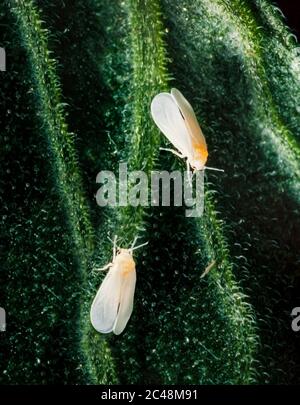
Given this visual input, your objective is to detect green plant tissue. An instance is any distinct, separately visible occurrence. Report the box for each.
[0,0,299,386]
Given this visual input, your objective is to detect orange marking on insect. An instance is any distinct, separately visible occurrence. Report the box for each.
[194,145,208,162]
[121,259,135,276]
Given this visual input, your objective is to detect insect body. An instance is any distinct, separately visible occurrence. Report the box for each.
[90,237,147,335]
[151,88,222,176]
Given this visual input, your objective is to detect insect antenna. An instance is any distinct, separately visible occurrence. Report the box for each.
[131,242,149,251]
[107,235,122,259]
[204,166,224,172]
[130,237,149,252]
[131,236,139,249]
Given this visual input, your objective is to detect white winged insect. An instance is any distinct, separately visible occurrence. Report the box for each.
[90,236,148,335]
[151,88,223,179]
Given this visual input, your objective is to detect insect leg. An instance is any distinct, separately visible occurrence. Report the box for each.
[113,235,118,260]
[94,263,113,272]
[186,159,193,187]
[159,147,185,159]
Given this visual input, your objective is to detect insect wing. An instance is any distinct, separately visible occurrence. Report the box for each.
[151,92,193,158]
[171,88,207,151]
[90,264,122,333]
[113,268,136,335]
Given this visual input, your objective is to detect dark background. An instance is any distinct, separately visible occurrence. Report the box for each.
[276,0,300,39]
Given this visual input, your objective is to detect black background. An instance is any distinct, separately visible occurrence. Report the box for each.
[276,0,300,39]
